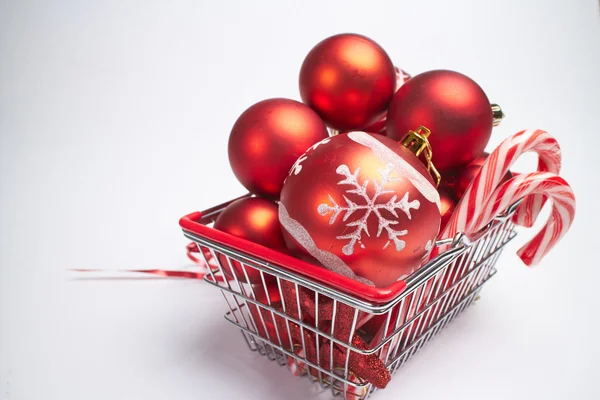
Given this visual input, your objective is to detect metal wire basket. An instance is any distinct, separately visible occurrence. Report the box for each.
[180,196,520,399]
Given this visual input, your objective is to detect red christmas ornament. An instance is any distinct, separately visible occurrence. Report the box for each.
[438,188,457,231]
[213,197,287,283]
[439,173,458,194]
[440,153,513,200]
[386,70,494,170]
[363,67,412,135]
[228,98,329,198]
[279,132,441,288]
[299,33,396,131]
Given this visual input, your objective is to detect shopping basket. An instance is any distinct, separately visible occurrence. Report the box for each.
[179,194,520,399]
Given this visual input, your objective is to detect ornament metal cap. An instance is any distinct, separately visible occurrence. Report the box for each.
[491,104,505,127]
[400,126,441,187]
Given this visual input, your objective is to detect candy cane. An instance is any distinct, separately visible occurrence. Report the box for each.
[471,172,575,265]
[441,129,561,240]
[512,144,560,227]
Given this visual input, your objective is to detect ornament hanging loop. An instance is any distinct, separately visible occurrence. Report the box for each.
[400,126,442,187]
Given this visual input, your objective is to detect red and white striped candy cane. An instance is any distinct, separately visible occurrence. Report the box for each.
[512,134,561,227]
[470,172,575,265]
[441,129,561,240]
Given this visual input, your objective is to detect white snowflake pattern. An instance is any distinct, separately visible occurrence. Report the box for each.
[425,240,433,252]
[290,137,332,176]
[317,163,420,256]
[422,240,434,261]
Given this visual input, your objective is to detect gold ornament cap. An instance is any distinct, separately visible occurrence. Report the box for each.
[400,126,441,186]
[491,104,505,127]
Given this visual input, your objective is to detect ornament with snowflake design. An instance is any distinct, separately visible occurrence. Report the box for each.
[279,132,441,288]
[318,163,421,255]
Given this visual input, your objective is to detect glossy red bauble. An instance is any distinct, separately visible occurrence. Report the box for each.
[228,98,329,198]
[299,34,396,131]
[279,132,441,288]
[213,197,287,283]
[386,70,493,170]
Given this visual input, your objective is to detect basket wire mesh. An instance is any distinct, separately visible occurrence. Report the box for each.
[182,201,519,399]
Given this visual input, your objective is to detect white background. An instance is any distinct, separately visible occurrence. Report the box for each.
[1,0,599,399]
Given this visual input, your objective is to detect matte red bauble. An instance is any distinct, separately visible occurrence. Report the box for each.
[299,34,396,131]
[228,98,329,198]
[279,132,441,288]
[386,70,493,170]
[213,197,287,283]
[363,67,412,134]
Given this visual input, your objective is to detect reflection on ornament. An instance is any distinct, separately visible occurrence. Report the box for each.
[386,70,494,170]
[228,98,329,198]
[299,33,396,131]
[214,197,286,283]
[347,132,440,206]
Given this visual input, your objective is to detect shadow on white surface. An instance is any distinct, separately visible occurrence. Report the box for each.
[172,310,333,399]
